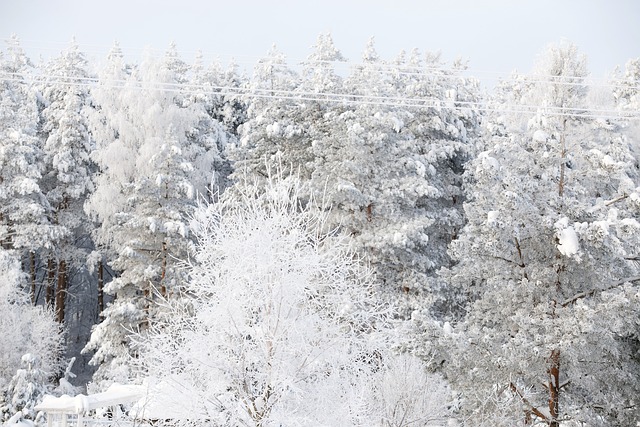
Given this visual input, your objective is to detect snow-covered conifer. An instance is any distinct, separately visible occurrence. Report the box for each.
[186,53,236,197]
[431,42,640,426]
[308,40,481,315]
[38,39,95,321]
[2,354,49,421]
[0,36,61,258]
[230,44,302,187]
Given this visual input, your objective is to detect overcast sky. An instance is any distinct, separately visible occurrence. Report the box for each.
[1,0,638,84]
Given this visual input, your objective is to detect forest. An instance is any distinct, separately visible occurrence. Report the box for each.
[0,33,639,426]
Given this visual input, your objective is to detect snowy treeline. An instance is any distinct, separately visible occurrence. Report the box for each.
[1,33,639,426]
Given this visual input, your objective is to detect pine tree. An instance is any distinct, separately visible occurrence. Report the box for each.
[2,354,49,421]
[187,52,237,197]
[230,44,302,187]
[433,42,640,426]
[38,39,95,322]
[613,57,640,113]
[190,51,247,137]
[0,36,61,262]
[309,40,481,314]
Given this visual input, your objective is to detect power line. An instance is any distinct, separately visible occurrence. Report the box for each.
[1,73,637,121]
[3,66,640,98]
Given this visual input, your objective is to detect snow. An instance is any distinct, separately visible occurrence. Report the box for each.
[5,413,35,427]
[602,154,617,168]
[34,383,145,414]
[129,376,214,420]
[486,210,499,226]
[476,152,500,175]
[443,321,453,335]
[532,129,549,142]
[555,218,580,257]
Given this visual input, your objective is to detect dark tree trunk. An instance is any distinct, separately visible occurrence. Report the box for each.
[55,259,67,323]
[98,260,104,320]
[30,251,36,304]
[161,241,167,297]
[46,258,56,308]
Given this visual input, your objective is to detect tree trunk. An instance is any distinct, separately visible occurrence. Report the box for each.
[548,349,561,427]
[30,251,36,304]
[558,118,568,197]
[46,258,55,308]
[98,260,104,320]
[55,259,67,323]
[161,241,167,298]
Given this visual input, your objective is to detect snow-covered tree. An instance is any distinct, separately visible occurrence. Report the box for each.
[84,44,211,388]
[377,354,454,427]
[0,249,62,419]
[310,41,480,315]
[230,44,302,188]
[186,53,236,197]
[38,39,95,322]
[428,42,640,426]
[232,33,347,191]
[612,57,640,178]
[190,51,247,137]
[0,36,61,263]
[613,57,640,114]
[233,37,480,316]
[2,354,49,421]
[132,176,397,426]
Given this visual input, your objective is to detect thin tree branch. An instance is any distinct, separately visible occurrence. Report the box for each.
[604,194,628,206]
[509,382,548,422]
[562,275,640,307]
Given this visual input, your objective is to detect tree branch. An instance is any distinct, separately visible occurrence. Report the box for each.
[562,275,640,307]
[509,382,548,422]
[604,194,628,207]
[514,237,529,280]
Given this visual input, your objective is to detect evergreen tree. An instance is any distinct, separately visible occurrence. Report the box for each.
[309,40,481,314]
[2,354,49,421]
[431,42,640,426]
[0,36,61,261]
[613,57,640,113]
[230,44,302,187]
[38,39,95,322]
[190,51,247,137]
[186,52,236,197]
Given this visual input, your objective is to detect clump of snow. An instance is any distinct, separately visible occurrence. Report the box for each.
[602,155,617,168]
[5,413,35,427]
[443,321,453,335]
[476,152,501,176]
[532,129,548,142]
[74,394,90,413]
[486,210,499,226]
[555,217,580,257]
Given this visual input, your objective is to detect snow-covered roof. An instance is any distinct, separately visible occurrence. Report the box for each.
[34,384,146,414]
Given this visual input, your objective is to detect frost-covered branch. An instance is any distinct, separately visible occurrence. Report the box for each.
[562,275,640,307]
[509,382,548,422]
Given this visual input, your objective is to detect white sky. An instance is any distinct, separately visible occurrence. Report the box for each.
[1,0,638,84]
